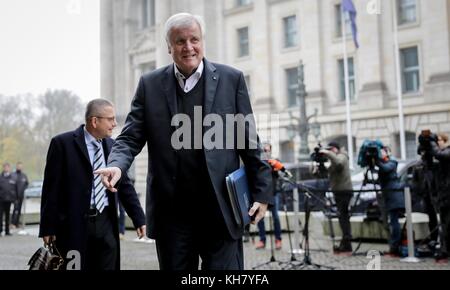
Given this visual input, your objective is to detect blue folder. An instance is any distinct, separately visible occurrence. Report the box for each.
[225,167,253,227]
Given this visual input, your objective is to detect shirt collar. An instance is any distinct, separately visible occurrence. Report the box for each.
[173,60,204,81]
[84,126,100,145]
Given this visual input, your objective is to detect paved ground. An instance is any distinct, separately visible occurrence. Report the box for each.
[1,212,449,270]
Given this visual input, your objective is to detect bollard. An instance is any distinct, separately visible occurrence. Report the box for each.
[400,187,420,263]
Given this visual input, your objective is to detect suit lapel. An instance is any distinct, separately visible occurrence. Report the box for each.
[203,59,219,116]
[102,138,111,159]
[161,64,177,118]
[73,125,92,168]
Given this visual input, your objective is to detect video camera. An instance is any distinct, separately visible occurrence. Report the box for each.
[310,143,328,164]
[310,143,328,178]
[417,129,438,155]
[357,139,383,169]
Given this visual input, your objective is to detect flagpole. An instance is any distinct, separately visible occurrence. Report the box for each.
[392,0,407,160]
[342,5,354,169]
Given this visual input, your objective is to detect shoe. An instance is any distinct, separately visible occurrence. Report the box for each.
[5,233,12,236]
[333,240,352,254]
[275,239,282,250]
[255,241,265,249]
[242,235,250,243]
[434,252,448,264]
[383,250,401,258]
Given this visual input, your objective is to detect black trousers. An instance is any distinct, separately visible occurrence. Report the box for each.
[85,208,117,270]
[439,206,450,255]
[335,194,352,241]
[423,193,439,242]
[0,201,12,234]
[155,218,243,270]
[11,197,23,226]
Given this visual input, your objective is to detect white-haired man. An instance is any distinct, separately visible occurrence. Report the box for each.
[96,13,272,270]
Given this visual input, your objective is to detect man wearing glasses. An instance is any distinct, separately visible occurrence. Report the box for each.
[39,98,146,270]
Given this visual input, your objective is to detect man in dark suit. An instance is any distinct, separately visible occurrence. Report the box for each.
[95,13,272,270]
[39,99,146,270]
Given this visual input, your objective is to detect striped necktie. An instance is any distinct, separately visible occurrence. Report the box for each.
[92,140,107,213]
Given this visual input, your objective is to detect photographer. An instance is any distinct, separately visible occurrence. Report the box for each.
[375,146,405,257]
[430,133,450,262]
[255,143,285,250]
[320,141,353,253]
[411,142,439,248]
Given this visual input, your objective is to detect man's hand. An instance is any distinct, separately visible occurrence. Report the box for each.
[249,202,268,225]
[94,167,122,193]
[43,235,56,246]
[136,225,146,239]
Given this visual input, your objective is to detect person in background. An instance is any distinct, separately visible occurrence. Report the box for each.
[11,162,29,229]
[255,143,286,250]
[431,133,450,263]
[320,141,353,254]
[0,162,18,236]
[376,146,405,257]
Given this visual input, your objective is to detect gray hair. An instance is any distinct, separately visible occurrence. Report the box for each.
[85,98,114,122]
[164,13,205,45]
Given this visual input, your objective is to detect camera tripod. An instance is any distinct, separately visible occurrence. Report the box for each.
[350,165,383,256]
[252,207,281,270]
[278,178,334,270]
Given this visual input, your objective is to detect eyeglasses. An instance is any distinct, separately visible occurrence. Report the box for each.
[94,116,116,122]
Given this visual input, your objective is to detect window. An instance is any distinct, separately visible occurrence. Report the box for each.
[283,15,298,48]
[393,131,416,159]
[398,0,417,25]
[401,47,420,93]
[142,0,155,28]
[338,58,355,101]
[244,75,251,98]
[236,0,252,6]
[237,27,249,57]
[335,4,352,37]
[286,68,299,107]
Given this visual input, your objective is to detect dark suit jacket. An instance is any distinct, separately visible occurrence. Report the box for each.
[39,125,145,270]
[108,58,272,240]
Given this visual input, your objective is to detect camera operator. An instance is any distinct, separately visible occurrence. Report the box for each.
[375,146,405,257]
[411,140,440,249]
[430,133,450,262]
[320,141,353,253]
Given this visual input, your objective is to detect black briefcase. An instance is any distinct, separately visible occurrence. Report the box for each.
[28,242,64,270]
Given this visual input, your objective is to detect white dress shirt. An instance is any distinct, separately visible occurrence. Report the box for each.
[84,127,109,208]
[174,61,204,93]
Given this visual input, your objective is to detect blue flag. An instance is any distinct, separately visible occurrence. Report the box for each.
[342,0,359,48]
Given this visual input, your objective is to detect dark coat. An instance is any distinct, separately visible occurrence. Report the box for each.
[12,171,28,199]
[39,125,146,270]
[431,143,450,207]
[0,173,18,202]
[108,58,272,240]
[376,159,405,211]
